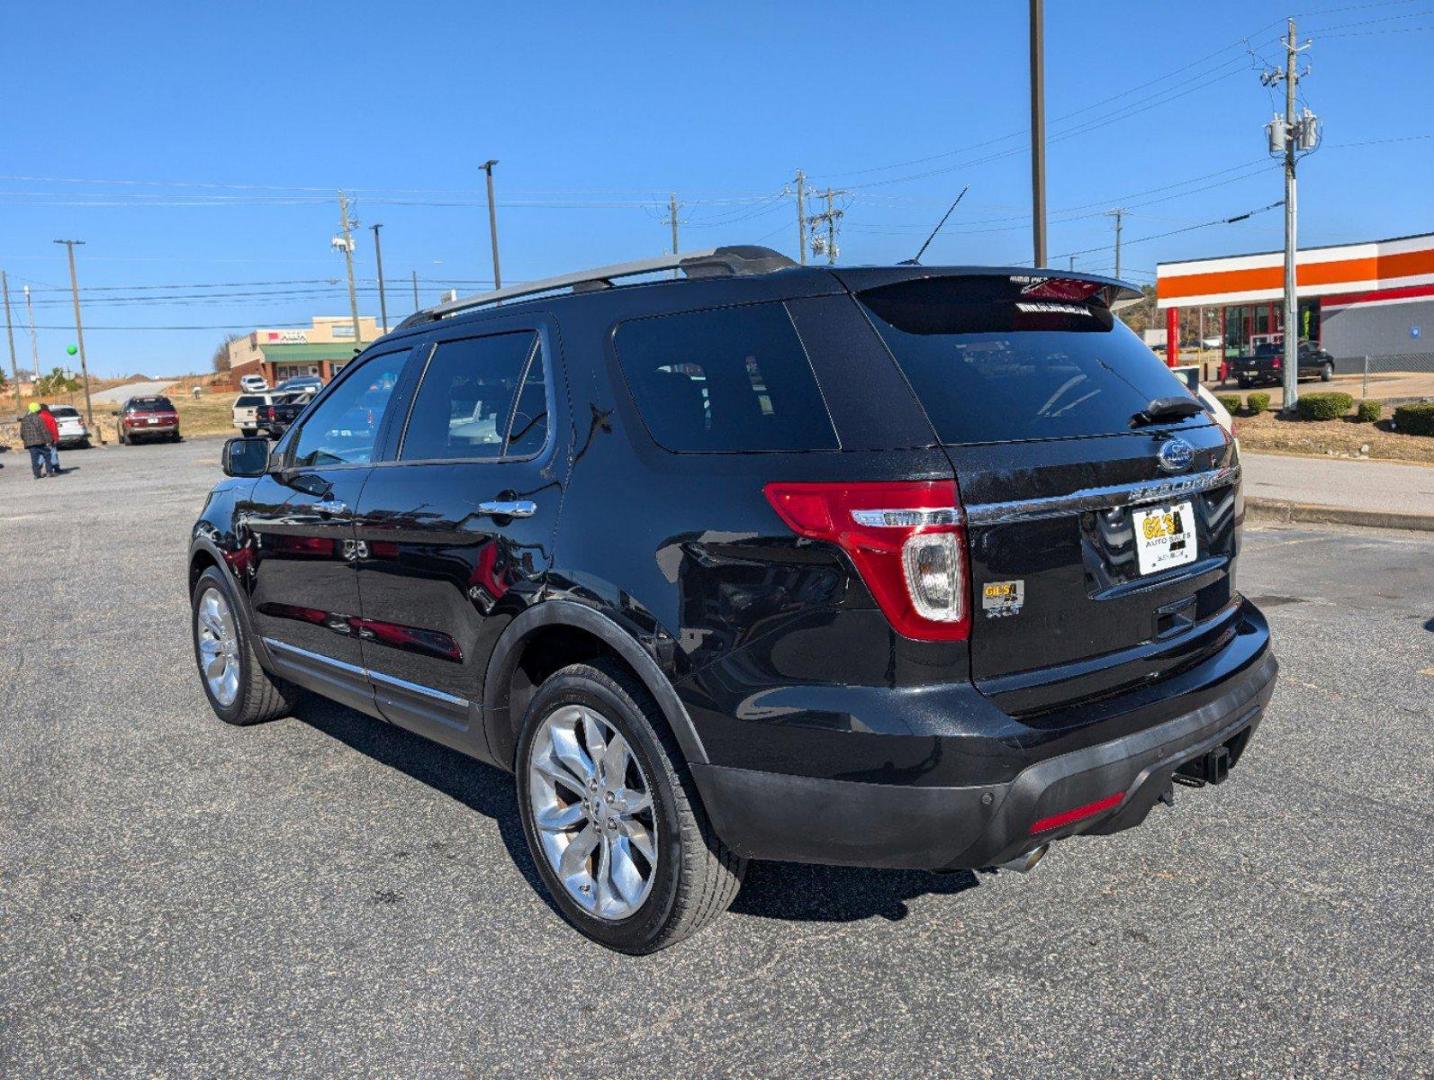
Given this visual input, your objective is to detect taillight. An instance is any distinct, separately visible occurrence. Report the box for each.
[1272,356,1281,369]
[763,480,969,641]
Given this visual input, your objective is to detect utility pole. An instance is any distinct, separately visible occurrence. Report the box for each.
[1,271,19,410]
[371,223,389,334]
[794,170,807,265]
[411,270,421,311]
[1262,18,1314,411]
[24,284,40,371]
[807,189,845,265]
[1029,0,1047,267]
[1106,208,1125,279]
[335,192,363,352]
[53,241,96,435]
[481,159,502,289]
[668,193,681,278]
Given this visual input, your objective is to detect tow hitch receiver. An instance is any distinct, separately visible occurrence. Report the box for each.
[1174,745,1231,787]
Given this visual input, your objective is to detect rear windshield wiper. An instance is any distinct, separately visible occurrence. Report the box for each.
[1129,395,1203,427]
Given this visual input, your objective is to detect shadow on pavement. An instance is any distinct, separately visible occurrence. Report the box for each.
[288,694,553,908]
[732,862,979,923]
[290,694,984,927]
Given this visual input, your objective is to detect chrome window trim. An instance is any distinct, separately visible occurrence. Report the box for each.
[263,637,470,707]
[964,465,1240,526]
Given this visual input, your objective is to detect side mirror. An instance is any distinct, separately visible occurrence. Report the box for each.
[221,437,271,478]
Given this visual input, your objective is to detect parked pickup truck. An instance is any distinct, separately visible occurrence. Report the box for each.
[232,392,273,437]
[1234,341,1334,388]
[254,389,315,439]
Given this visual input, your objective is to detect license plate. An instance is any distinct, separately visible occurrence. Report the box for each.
[1132,501,1197,575]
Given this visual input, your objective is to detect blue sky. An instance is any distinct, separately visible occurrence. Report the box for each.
[2,0,1430,377]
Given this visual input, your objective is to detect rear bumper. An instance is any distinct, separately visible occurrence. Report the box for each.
[691,637,1277,871]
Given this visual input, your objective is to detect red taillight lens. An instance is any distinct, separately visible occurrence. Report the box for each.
[1272,356,1281,369]
[1030,792,1125,835]
[763,480,969,641]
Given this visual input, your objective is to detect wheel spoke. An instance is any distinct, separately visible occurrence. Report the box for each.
[601,732,631,789]
[594,833,616,913]
[614,787,652,816]
[609,836,647,904]
[616,816,657,863]
[580,709,608,768]
[558,825,600,884]
[204,655,227,679]
[547,725,595,789]
[534,802,586,833]
[535,757,588,798]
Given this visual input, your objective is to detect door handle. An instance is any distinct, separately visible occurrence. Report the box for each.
[477,499,537,518]
[313,499,349,516]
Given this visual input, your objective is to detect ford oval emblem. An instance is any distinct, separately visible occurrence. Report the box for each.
[1157,437,1196,473]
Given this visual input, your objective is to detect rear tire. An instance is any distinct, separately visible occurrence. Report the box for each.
[515,660,745,954]
[1237,377,1251,389]
[241,428,257,438]
[191,566,299,726]
[1320,362,1333,382]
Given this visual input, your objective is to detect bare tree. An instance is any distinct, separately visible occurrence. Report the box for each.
[211,334,240,374]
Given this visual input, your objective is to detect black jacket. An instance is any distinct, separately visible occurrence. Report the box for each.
[19,411,52,448]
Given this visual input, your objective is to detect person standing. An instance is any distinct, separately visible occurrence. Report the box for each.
[38,403,61,475]
[19,403,55,479]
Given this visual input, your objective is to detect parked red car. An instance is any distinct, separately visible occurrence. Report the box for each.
[116,395,181,444]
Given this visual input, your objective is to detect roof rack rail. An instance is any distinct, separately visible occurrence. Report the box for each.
[396,245,797,329]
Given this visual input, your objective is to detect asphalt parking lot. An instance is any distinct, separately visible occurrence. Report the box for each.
[1,438,1430,1079]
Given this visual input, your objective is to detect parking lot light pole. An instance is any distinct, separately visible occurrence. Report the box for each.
[481,160,502,289]
[53,240,97,436]
[371,223,389,334]
[1029,0,1047,267]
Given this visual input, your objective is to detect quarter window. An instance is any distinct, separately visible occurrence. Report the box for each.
[614,302,838,452]
[399,332,546,462]
[288,350,408,468]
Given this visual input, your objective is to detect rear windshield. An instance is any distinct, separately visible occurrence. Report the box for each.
[858,277,1205,445]
[614,301,838,453]
[51,406,79,418]
[235,395,266,407]
[128,397,174,412]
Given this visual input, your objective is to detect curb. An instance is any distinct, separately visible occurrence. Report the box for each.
[1245,496,1434,533]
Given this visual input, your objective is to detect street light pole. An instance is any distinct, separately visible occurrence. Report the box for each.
[371,223,389,334]
[1029,0,1048,267]
[53,240,97,435]
[481,159,502,289]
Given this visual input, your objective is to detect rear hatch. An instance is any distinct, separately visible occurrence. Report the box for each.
[853,272,1242,717]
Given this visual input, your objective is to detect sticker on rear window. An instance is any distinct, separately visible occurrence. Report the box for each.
[982,580,1025,618]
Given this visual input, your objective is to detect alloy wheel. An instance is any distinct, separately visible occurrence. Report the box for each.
[527,704,658,921]
[195,587,241,707]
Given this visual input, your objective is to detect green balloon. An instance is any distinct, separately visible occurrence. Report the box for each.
[66,344,78,356]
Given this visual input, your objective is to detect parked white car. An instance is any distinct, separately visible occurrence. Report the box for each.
[49,404,91,448]
[232,392,273,437]
[239,374,269,393]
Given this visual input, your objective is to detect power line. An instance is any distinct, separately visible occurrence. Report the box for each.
[1049,199,1283,261]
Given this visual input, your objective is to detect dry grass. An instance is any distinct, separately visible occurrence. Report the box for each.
[1234,410,1434,465]
[2,382,240,447]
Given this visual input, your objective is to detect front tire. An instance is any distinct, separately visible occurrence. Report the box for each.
[1320,362,1333,382]
[515,660,745,953]
[191,566,299,726]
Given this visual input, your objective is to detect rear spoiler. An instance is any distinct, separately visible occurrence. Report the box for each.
[832,267,1143,310]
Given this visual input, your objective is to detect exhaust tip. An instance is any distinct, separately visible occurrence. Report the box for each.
[998,844,1049,874]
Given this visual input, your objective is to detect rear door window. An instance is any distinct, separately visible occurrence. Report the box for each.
[858,276,1206,445]
[614,302,838,452]
[398,331,544,461]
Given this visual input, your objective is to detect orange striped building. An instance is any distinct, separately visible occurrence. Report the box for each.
[1155,230,1434,369]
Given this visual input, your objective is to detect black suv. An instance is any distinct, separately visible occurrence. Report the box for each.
[189,247,1277,953]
